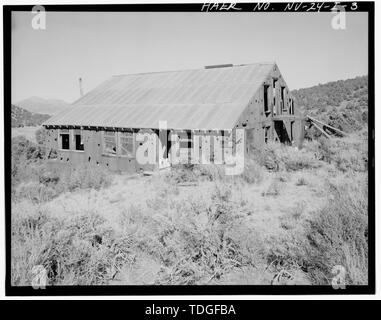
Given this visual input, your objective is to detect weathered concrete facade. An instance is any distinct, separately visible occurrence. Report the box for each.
[43,63,304,172]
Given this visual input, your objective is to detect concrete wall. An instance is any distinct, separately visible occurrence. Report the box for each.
[44,127,243,172]
[45,128,141,173]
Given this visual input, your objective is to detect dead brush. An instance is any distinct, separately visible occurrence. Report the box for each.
[11,207,134,286]
[165,164,198,184]
[251,142,283,171]
[279,202,306,230]
[280,149,322,171]
[240,158,264,184]
[305,136,368,173]
[59,164,113,192]
[276,171,290,183]
[305,178,368,284]
[151,183,262,285]
[146,194,169,210]
[264,176,368,285]
[13,158,114,203]
[267,258,303,285]
[194,164,225,182]
[264,231,310,285]
[155,225,252,285]
[166,163,226,185]
[296,177,308,186]
[261,180,280,197]
[256,141,322,172]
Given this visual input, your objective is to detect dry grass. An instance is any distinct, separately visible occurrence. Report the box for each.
[261,180,280,197]
[306,176,368,284]
[11,206,134,285]
[304,135,368,173]
[14,164,112,203]
[11,135,369,286]
[296,177,308,186]
[265,174,368,285]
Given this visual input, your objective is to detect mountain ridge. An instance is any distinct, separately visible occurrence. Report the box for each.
[15,96,70,115]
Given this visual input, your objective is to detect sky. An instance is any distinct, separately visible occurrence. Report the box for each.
[11,11,368,103]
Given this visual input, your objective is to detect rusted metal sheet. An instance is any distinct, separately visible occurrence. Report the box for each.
[44,63,275,130]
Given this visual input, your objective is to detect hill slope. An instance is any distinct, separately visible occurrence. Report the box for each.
[16,96,69,115]
[292,75,368,133]
[11,104,51,127]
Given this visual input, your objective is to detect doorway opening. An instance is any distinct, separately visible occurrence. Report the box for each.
[274,120,291,144]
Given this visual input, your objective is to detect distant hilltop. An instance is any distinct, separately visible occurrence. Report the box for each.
[15,96,70,116]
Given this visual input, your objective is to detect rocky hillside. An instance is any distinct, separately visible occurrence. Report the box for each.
[292,75,368,134]
[11,104,51,127]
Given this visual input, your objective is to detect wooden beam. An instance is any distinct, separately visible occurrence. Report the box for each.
[310,121,331,139]
[307,115,347,136]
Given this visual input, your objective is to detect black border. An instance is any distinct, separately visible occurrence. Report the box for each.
[3,2,375,296]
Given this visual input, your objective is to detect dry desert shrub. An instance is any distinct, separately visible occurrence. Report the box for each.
[304,136,368,172]
[56,164,113,192]
[276,171,291,182]
[14,164,113,203]
[253,141,321,172]
[296,177,308,186]
[240,158,264,184]
[262,180,280,197]
[265,175,368,285]
[12,135,113,203]
[11,205,133,286]
[166,159,264,186]
[194,164,226,181]
[166,163,227,184]
[306,177,368,284]
[276,147,321,171]
[14,181,58,203]
[254,137,367,174]
[116,182,265,285]
[279,202,306,231]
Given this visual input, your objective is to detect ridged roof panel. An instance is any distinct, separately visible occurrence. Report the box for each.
[44,63,274,130]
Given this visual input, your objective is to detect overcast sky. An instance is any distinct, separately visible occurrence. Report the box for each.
[12,11,368,103]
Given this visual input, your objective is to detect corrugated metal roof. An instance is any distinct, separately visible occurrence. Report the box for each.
[44,63,275,130]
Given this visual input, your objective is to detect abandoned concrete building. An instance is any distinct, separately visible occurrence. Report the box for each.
[43,62,304,173]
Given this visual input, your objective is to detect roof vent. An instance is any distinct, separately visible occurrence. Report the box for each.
[204,64,233,69]
[78,77,84,97]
